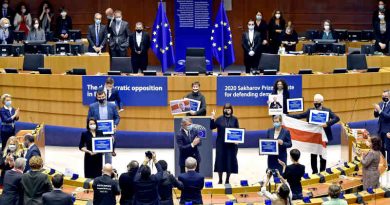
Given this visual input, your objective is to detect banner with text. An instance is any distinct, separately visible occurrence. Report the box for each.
[82,76,167,106]
[174,0,212,72]
[217,76,302,106]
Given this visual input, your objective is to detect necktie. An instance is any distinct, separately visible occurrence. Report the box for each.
[95,25,99,46]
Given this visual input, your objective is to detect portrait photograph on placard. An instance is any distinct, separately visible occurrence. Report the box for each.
[268,94,283,115]
[170,99,191,115]
[287,98,304,112]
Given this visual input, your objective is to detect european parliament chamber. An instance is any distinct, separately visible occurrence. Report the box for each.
[1,0,390,205]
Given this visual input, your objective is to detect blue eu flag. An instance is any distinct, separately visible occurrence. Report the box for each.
[211,2,235,70]
[151,1,175,73]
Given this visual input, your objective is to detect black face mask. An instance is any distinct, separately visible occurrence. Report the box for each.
[192,90,199,95]
[224,111,231,116]
[98,99,105,104]
[314,103,322,109]
[136,29,142,33]
[383,97,389,102]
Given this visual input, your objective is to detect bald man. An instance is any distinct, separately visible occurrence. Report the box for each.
[93,164,120,205]
[105,8,114,33]
[87,13,108,53]
[129,22,150,73]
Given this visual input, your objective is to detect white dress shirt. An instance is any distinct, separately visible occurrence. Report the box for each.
[136,32,142,47]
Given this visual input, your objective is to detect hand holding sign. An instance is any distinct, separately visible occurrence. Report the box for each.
[193,137,201,146]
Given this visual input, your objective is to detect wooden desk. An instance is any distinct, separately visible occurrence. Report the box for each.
[0,56,24,69]
[44,53,110,74]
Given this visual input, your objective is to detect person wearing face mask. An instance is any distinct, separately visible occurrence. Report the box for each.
[210,103,240,184]
[0,94,19,151]
[79,118,104,178]
[55,8,72,40]
[0,136,23,185]
[87,89,120,164]
[0,17,13,44]
[372,1,390,26]
[271,79,290,114]
[254,11,268,48]
[268,10,286,54]
[87,13,108,53]
[176,117,201,173]
[281,21,298,52]
[184,81,206,116]
[373,10,390,53]
[39,1,53,33]
[104,77,123,112]
[13,2,31,36]
[373,90,390,169]
[0,0,14,28]
[109,10,130,57]
[242,19,261,73]
[319,19,337,40]
[265,115,292,174]
[27,18,45,41]
[129,22,150,73]
[288,94,340,174]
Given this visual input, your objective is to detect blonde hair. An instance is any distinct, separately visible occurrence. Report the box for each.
[0,17,10,26]
[29,156,43,170]
[1,93,11,104]
[3,136,23,158]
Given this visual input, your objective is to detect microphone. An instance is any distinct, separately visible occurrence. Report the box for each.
[347,98,358,126]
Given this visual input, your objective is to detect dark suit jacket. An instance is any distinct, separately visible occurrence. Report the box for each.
[270,101,283,109]
[0,106,19,133]
[0,8,15,29]
[87,24,108,52]
[42,190,73,205]
[133,163,163,205]
[288,106,340,142]
[93,174,120,205]
[241,31,261,54]
[265,128,292,170]
[21,170,53,205]
[372,9,390,26]
[129,31,150,56]
[178,171,204,205]
[319,30,338,40]
[55,16,72,38]
[87,102,120,126]
[176,128,201,166]
[1,169,23,205]
[106,88,122,109]
[374,101,390,135]
[156,171,183,205]
[109,20,131,51]
[119,168,138,205]
[24,144,41,172]
[373,20,390,50]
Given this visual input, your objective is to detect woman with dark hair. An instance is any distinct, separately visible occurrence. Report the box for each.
[362,136,382,190]
[210,103,240,184]
[373,10,390,53]
[268,10,286,54]
[27,18,46,41]
[272,79,290,114]
[39,1,53,33]
[254,11,268,52]
[281,21,298,52]
[79,117,103,178]
[319,19,337,40]
[13,2,31,35]
[55,7,72,40]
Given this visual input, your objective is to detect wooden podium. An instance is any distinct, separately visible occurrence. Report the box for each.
[16,123,45,161]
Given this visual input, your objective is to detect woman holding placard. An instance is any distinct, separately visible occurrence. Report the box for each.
[210,103,240,184]
[79,118,103,178]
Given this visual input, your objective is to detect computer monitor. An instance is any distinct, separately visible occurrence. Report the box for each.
[70,44,84,55]
[361,30,374,41]
[13,31,25,42]
[24,40,46,54]
[333,68,348,73]
[11,44,24,56]
[306,30,319,40]
[45,31,54,42]
[303,43,316,55]
[227,71,241,76]
[361,44,375,55]
[298,69,313,74]
[4,68,18,73]
[41,44,55,55]
[185,71,199,76]
[348,30,362,41]
[263,69,277,75]
[0,44,12,56]
[107,71,121,75]
[69,30,82,41]
[71,68,86,75]
[367,67,380,72]
[334,29,348,41]
[38,68,52,74]
[143,70,157,76]
[332,43,346,55]
[55,43,70,54]
[314,39,337,53]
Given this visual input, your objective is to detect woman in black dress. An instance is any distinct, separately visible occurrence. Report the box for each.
[254,11,268,54]
[79,118,103,178]
[271,79,290,114]
[210,103,240,184]
[268,10,286,54]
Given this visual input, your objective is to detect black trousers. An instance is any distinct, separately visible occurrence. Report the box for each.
[379,132,389,166]
[180,164,200,173]
[131,53,148,73]
[311,154,326,174]
[111,49,127,57]
[244,54,260,73]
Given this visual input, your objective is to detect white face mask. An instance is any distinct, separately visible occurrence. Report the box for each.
[115,17,122,22]
[2,3,8,9]
[34,24,39,29]
[61,12,67,17]
[324,25,330,31]
[256,15,262,20]
[275,14,281,19]
[379,5,385,10]
[89,124,96,130]
[248,25,254,30]
[21,8,26,14]
[3,23,9,28]
[379,14,385,20]
[8,144,16,151]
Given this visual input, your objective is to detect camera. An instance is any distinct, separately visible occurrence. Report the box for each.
[145,151,153,159]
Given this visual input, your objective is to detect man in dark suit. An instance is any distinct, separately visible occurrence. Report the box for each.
[109,10,130,57]
[156,160,182,205]
[104,77,123,112]
[42,174,73,205]
[87,13,108,53]
[93,163,120,205]
[242,19,261,73]
[133,152,163,205]
[0,158,25,205]
[177,157,204,205]
[23,134,41,172]
[176,117,201,173]
[129,22,150,73]
[0,0,14,29]
[374,90,390,169]
[288,94,340,174]
[119,160,139,205]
